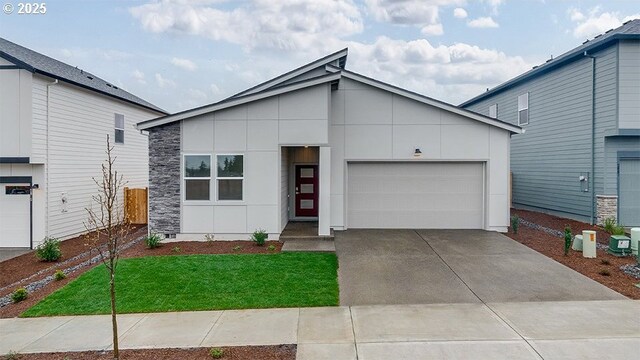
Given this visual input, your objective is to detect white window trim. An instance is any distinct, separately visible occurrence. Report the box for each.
[489,104,498,119]
[114,114,125,144]
[517,93,529,126]
[183,154,212,202]
[215,153,245,202]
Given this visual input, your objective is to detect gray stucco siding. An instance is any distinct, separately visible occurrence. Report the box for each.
[464,44,619,221]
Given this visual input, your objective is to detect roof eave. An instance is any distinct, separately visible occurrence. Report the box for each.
[340,70,523,134]
[137,72,342,130]
[461,34,640,107]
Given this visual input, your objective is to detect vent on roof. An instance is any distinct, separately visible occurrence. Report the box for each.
[113,86,118,89]
[87,76,93,80]
[594,34,602,39]
[605,28,614,33]
[582,39,590,44]
[532,65,539,69]
[623,20,632,25]
[106,83,112,88]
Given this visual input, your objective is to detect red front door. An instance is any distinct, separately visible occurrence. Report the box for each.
[295,165,319,217]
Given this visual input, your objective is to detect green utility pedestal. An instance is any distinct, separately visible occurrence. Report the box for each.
[607,235,631,257]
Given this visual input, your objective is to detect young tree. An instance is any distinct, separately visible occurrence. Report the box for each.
[85,135,130,360]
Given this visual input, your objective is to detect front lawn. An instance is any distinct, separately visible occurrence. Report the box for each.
[22,252,338,317]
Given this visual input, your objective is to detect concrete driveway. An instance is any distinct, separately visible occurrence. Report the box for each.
[335,229,625,306]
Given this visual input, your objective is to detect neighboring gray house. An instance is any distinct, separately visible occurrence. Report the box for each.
[0,38,166,248]
[461,19,640,226]
[138,49,522,240]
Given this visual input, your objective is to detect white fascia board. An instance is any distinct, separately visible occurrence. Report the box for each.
[340,71,524,134]
[230,48,348,98]
[137,73,341,130]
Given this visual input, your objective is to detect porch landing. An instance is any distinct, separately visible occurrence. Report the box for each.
[281,222,335,252]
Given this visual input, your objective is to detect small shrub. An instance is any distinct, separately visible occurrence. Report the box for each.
[603,217,617,234]
[11,287,28,303]
[171,246,181,254]
[54,269,66,281]
[5,350,20,360]
[564,226,572,256]
[267,244,276,251]
[144,233,163,249]
[35,237,62,262]
[204,233,215,243]
[600,259,611,265]
[598,269,611,276]
[251,229,268,246]
[612,225,626,236]
[232,245,242,252]
[209,347,224,359]
[510,215,520,234]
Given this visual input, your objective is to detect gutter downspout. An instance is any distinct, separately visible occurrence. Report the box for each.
[46,78,59,237]
[584,52,596,225]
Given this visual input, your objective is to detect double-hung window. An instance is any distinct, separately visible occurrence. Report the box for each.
[184,155,211,200]
[517,93,529,125]
[216,154,243,201]
[114,114,125,143]
[489,104,498,119]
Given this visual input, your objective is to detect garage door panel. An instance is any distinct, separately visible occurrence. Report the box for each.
[347,162,484,229]
[0,183,31,247]
[619,159,640,226]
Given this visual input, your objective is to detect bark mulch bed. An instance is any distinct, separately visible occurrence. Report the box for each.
[507,210,640,299]
[0,236,282,318]
[4,345,296,360]
[120,240,283,258]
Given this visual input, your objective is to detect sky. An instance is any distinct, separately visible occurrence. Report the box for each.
[1,0,639,113]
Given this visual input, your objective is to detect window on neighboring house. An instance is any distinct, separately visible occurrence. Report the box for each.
[517,93,529,125]
[489,104,498,119]
[184,155,211,200]
[216,154,243,201]
[114,114,125,143]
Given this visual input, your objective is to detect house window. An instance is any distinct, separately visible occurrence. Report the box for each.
[517,93,529,125]
[489,104,498,119]
[114,114,125,144]
[184,155,211,200]
[216,154,243,201]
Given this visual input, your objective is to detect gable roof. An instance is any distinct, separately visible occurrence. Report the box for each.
[461,19,640,107]
[137,49,522,134]
[0,37,167,114]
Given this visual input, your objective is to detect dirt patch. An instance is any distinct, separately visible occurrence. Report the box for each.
[0,225,147,289]
[512,208,611,245]
[0,237,282,318]
[4,345,296,360]
[121,240,282,258]
[508,210,640,299]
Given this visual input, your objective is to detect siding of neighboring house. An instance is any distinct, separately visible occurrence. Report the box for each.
[30,75,160,240]
[464,44,619,221]
[618,40,640,129]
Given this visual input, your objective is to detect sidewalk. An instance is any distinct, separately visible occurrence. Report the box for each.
[1,300,638,359]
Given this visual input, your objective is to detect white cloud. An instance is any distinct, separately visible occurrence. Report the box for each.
[130,0,363,52]
[210,84,222,95]
[188,88,208,101]
[569,7,640,39]
[467,16,499,28]
[132,69,146,84]
[421,23,444,36]
[365,0,468,36]
[171,57,198,71]
[453,8,467,19]
[155,73,176,88]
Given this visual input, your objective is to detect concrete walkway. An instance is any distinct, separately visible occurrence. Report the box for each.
[1,300,638,359]
[336,229,625,305]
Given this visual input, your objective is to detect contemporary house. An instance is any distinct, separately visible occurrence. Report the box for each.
[461,19,640,227]
[138,49,522,240]
[0,38,166,249]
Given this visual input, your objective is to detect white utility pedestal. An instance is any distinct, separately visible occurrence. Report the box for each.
[582,230,597,258]
[572,234,583,251]
[630,228,640,256]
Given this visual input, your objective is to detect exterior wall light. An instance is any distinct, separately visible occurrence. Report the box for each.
[414,148,422,157]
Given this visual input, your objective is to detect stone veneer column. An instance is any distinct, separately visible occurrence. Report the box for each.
[596,195,618,226]
[148,122,181,235]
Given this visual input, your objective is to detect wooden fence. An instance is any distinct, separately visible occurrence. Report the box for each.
[124,187,148,225]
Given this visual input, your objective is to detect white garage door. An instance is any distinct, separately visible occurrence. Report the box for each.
[347,162,484,229]
[0,183,31,248]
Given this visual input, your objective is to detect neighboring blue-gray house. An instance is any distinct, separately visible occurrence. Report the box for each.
[461,19,640,227]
